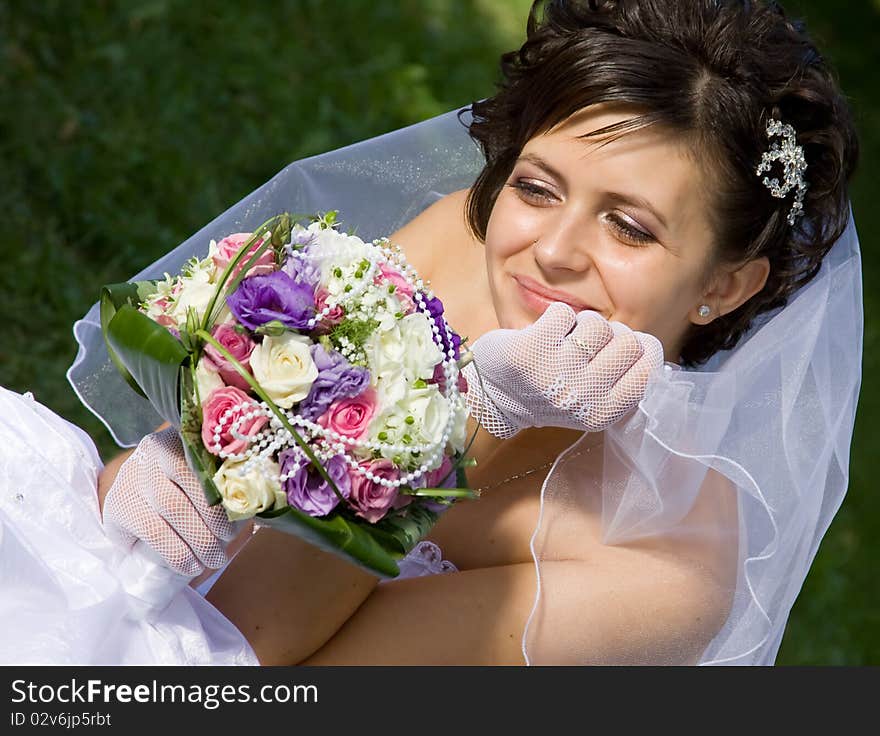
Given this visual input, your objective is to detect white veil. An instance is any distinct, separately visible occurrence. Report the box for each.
[67,107,863,666]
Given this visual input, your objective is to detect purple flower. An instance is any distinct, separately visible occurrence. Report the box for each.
[226,271,315,331]
[423,295,444,320]
[445,330,462,361]
[281,452,351,517]
[422,294,461,361]
[282,251,321,288]
[422,456,457,514]
[298,343,370,421]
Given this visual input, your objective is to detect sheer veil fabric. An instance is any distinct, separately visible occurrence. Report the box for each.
[68,108,863,666]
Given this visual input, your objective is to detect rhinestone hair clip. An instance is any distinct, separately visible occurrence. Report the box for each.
[756,118,808,226]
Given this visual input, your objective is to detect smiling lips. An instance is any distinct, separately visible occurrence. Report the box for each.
[512,274,597,315]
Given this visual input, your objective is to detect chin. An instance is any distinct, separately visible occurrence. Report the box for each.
[494,304,536,330]
[503,314,535,330]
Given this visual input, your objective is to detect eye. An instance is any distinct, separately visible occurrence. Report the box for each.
[507,179,557,204]
[604,212,655,246]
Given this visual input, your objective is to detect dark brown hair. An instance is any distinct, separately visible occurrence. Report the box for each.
[463,0,859,366]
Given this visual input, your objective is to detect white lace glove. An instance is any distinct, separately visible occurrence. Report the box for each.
[102,427,237,577]
[462,302,665,439]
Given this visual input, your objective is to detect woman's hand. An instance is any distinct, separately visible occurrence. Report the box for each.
[462,302,664,438]
[102,427,236,577]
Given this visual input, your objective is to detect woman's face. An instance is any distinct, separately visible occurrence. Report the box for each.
[484,104,718,363]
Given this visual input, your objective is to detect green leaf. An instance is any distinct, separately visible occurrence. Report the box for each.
[257,506,402,579]
[269,212,293,249]
[368,503,440,556]
[253,319,288,337]
[104,303,189,427]
[399,487,479,499]
[456,457,471,492]
[317,210,337,229]
[100,281,160,398]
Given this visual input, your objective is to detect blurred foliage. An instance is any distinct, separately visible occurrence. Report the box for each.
[0,0,875,664]
[764,0,879,666]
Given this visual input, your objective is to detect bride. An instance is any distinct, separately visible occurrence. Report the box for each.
[1,0,862,665]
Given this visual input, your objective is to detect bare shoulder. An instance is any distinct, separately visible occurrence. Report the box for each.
[388,188,476,277]
[390,187,472,245]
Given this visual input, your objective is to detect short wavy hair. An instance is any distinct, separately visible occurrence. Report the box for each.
[463,0,859,366]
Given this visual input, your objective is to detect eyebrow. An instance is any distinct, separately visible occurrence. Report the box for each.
[515,153,670,232]
[517,153,566,184]
[605,191,669,232]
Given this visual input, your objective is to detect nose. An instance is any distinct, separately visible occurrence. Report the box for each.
[532,214,595,273]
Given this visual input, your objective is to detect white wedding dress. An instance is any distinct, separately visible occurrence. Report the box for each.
[0,386,456,665]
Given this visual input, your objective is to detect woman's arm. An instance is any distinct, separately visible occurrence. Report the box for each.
[205,527,380,665]
[300,552,730,665]
[226,464,737,666]
[205,506,730,666]
[96,446,136,515]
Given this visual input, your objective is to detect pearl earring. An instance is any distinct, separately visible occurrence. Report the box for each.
[698,305,711,318]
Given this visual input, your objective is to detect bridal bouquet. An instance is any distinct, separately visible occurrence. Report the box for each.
[100,212,475,577]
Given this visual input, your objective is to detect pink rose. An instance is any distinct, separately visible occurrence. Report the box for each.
[376,264,414,298]
[375,264,416,315]
[204,323,256,390]
[391,491,413,511]
[313,287,345,334]
[349,459,400,523]
[201,386,268,457]
[395,291,417,316]
[316,388,377,441]
[213,233,275,279]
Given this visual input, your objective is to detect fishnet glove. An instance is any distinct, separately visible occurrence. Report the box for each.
[462,303,664,439]
[102,427,237,577]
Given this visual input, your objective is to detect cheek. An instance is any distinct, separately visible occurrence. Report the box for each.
[604,257,682,318]
[484,191,538,261]
[619,272,702,350]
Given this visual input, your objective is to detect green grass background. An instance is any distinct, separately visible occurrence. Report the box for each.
[0,0,876,664]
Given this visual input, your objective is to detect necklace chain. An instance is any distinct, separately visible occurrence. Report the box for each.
[475,459,556,493]
[473,441,599,494]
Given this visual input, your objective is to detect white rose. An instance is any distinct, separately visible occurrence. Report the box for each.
[403,384,451,447]
[370,384,450,465]
[364,322,408,407]
[213,458,287,521]
[399,312,444,380]
[168,270,215,327]
[369,403,406,459]
[372,373,405,408]
[194,359,224,404]
[250,332,318,408]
